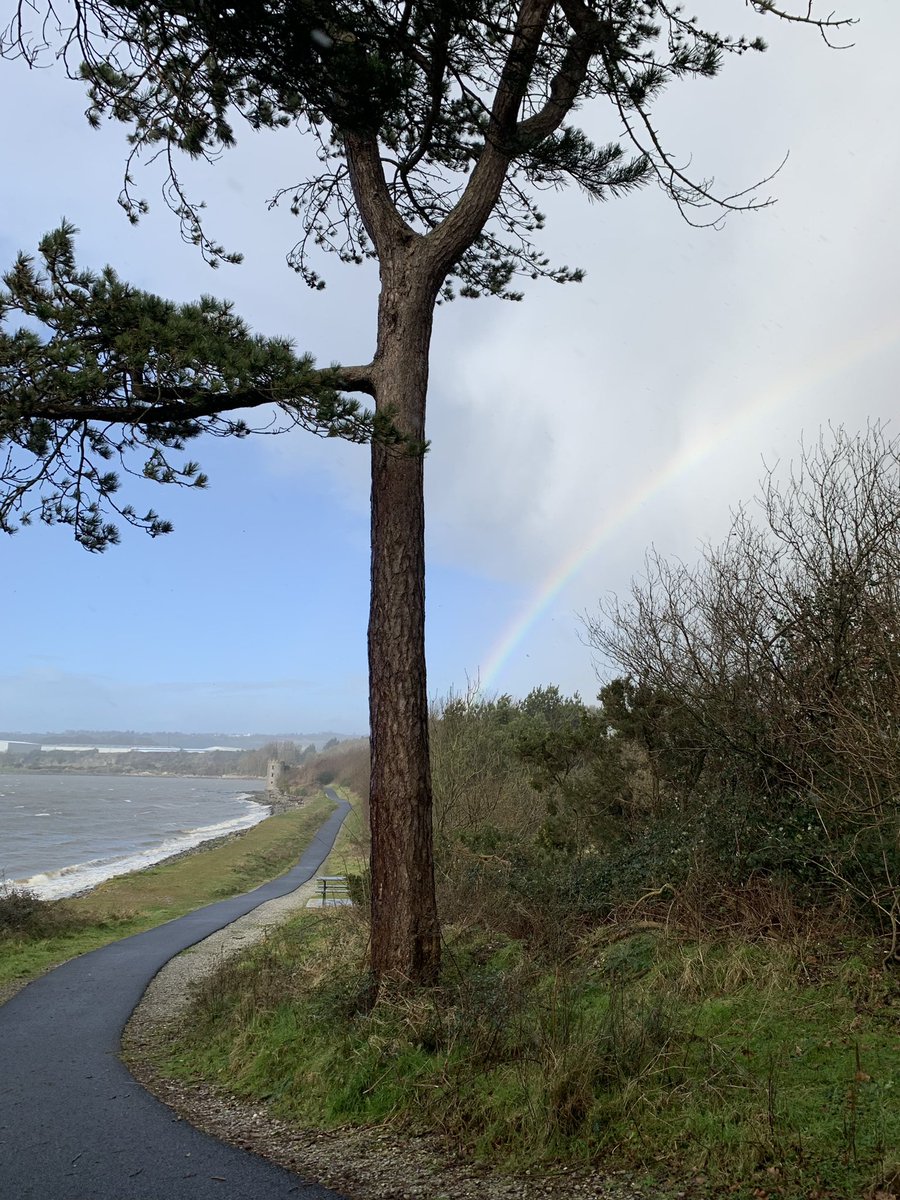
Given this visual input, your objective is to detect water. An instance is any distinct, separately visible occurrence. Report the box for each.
[0,773,268,899]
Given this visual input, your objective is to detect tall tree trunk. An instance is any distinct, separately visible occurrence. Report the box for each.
[367,252,441,985]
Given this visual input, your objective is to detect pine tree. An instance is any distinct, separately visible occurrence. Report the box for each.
[0,0,853,985]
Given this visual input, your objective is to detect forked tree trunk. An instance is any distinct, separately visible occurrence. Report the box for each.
[367,254,441,985]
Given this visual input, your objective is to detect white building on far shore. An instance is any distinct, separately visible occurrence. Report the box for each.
[0,740,41,756]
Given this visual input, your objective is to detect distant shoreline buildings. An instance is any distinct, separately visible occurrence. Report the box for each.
[0,740,41,757]
[0,740,245,755]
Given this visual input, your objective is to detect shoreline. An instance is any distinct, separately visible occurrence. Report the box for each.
[10,789,276,902]
[82,792,278,890]
[0,768,264,780]
[0,795,331,1006]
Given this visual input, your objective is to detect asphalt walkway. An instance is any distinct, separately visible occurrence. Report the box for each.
[0,791,352,1200]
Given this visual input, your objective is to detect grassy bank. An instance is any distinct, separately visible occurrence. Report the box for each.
[317,783,368,879]
[158,911,899,1200]
[0,792,337,988]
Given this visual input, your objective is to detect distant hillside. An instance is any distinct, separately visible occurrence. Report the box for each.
[0,730,360,750]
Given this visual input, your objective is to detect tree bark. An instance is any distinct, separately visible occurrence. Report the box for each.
[367,247,441,985]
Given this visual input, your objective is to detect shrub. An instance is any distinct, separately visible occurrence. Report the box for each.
[0,886,69,939]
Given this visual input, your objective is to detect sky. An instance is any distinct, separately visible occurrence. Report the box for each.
[1,2,899,735]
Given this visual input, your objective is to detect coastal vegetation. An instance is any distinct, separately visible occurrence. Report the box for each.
[151,428,899,1198]
[153,697,900,1198]
[160,907,898,1199]
[152,691,900,1198]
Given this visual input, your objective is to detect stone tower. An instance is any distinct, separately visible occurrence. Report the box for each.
[266,759,288,795]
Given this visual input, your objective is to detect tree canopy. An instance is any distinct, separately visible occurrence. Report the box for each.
[1,1,854,546]
[5,3,853,282]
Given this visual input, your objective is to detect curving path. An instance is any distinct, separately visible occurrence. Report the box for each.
[0,790,352,1200]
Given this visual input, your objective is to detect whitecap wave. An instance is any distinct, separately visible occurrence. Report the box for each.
[12,801,269,900]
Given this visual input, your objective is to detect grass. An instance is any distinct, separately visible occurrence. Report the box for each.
[0,791,337,987]
[318,783,369,878]
[158,915,900,1199]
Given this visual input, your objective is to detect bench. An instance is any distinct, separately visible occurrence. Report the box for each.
[313,875,352,906]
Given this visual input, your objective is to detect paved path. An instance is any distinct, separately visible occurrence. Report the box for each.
[0,792,352,1200]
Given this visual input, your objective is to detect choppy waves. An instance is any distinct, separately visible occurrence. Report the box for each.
[12,797,268,900]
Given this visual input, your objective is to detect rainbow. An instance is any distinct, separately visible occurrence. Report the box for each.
[477,317,900,692]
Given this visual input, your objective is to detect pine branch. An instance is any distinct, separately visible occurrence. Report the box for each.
[0,226,388,548]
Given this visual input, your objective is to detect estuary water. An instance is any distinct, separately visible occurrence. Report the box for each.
[0,773,267,899]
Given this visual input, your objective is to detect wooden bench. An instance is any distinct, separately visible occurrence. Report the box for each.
[315,875,352,906]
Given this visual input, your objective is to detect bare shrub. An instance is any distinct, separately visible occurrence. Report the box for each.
[430,684,544,842]
[287,738,370,809]
[588,425,900,949]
